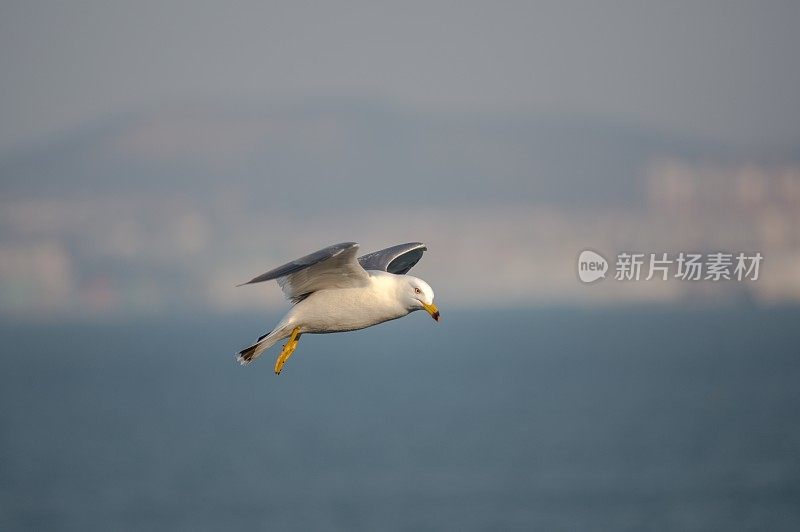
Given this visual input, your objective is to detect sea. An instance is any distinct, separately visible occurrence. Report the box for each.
[1,306,799,531]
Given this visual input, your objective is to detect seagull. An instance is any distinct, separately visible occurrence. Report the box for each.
[235,242,439,374]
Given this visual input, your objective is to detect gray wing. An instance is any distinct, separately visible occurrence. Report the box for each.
[357,242,427,275]
[238,242,370,302]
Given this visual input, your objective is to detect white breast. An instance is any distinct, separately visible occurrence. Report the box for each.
[287,271,408,334]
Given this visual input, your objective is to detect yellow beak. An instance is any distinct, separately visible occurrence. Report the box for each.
[422,302,440,322]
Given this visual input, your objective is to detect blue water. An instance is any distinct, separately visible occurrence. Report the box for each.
[1,307,799,531]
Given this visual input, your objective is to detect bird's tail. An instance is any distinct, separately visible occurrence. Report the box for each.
[236,327,288,365]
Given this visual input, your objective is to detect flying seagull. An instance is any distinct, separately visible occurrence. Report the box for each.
[236,242,439,374]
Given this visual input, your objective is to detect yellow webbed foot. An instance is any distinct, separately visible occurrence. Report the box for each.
[274,327,302,375]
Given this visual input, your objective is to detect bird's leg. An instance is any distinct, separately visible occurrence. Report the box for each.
[274,327,301,375]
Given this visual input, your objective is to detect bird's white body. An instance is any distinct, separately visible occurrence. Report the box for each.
[283,271,409,334]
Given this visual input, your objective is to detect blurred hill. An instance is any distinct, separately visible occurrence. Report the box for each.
[2,102,758,208]
[1,102,799,318]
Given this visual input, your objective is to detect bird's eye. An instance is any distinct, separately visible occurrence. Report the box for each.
[414,287,421,294]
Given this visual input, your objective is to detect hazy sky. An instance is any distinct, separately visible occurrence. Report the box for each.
[1,1,799,152]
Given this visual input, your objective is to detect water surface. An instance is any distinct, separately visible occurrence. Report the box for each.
[1,307,799,531]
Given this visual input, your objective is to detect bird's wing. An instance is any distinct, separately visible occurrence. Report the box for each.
[238,242,370,302]
[357,242,427,275]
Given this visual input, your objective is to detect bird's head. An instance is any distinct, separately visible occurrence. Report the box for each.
[400,276,439,322]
